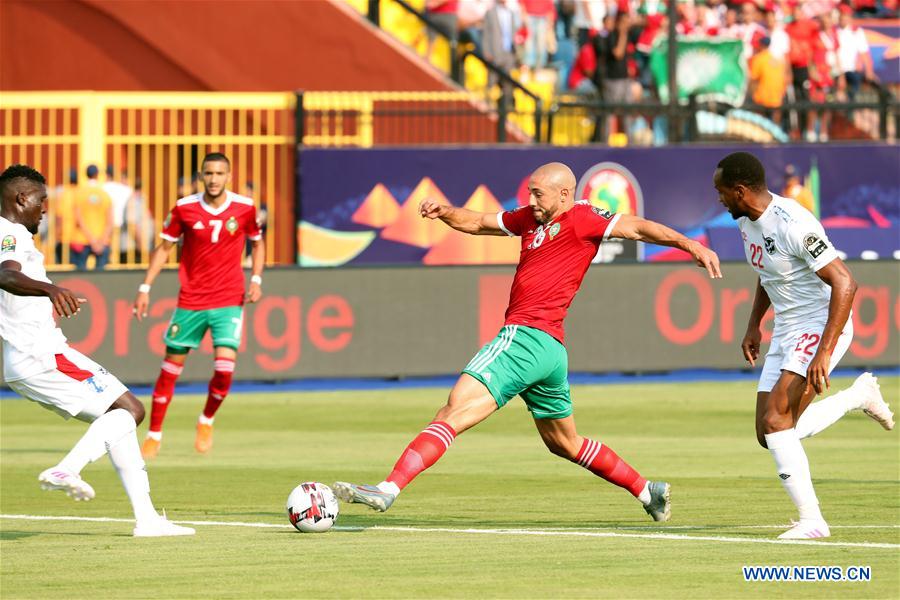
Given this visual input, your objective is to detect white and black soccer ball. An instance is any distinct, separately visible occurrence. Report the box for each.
[286,482,339,533]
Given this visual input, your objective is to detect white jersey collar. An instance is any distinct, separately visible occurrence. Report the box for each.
[199,190,233,216]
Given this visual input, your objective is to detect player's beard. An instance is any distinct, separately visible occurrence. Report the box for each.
[205,187,225,201]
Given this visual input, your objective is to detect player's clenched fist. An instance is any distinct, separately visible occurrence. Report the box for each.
[419,198,448,219]
[48,285,85,318]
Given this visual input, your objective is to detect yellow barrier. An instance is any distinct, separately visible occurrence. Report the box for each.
[301,90,485,146]
[0,91,295,269]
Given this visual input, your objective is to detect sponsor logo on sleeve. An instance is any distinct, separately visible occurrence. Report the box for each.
[803,233,828,258]
[0,235,15,253]
[591,206,612,219]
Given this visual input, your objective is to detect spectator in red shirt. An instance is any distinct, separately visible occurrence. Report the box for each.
[785,2,818,137]
[425,0,459,63]
[521,0,556,78]
[568,33,599,93]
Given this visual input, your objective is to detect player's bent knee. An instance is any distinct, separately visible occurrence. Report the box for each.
[108,392,145,425]
[762,412,791,435]
[541,435,578,460]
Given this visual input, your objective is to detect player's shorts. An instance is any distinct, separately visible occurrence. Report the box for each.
[163,306,244,351]
[462,325,571,420]
[757,315,854,393]
[5,346,128,423]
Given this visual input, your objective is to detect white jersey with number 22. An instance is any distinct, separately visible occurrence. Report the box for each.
[738,193,840,328]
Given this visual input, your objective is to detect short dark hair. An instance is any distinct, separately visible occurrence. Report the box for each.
[202,152,231,169]
[716,152,767,191]
[0,164,46,196]
[86,164,100,179]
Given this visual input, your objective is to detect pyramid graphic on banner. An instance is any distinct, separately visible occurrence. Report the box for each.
[352,183,401,229]
[424,185,521,265]
[381,178,452,248]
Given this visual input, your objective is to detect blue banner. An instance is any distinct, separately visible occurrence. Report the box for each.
[298,145,900,265]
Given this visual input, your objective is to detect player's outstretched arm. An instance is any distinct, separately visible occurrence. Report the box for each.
[610,215,723,278]
[806,259,858,394]
[133,239,176,321]
[0,260,85,318]
[741,278,771,367]
[418,199,506,236]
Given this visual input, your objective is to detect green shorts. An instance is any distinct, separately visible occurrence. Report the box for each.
[163,306,244,352]
[462,325,571,420]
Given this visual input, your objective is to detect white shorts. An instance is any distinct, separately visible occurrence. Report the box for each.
[757,317,854,393]
[6,346,128,423]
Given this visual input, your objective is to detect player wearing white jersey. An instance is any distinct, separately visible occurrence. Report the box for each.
[0,164,194,538]
[713,152,893,540]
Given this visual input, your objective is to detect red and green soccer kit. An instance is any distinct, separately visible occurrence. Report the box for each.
[159,191,261,351]
[463,202,620,418]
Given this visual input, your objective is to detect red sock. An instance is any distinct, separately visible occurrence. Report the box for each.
[148,359,183,433]
[575,438,647,498]
[202,357,235,419]
[386,421,457,489]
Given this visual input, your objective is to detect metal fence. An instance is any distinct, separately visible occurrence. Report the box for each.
[0,91,296,268]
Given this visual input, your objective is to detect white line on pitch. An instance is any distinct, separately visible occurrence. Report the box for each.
[2,514,898,549]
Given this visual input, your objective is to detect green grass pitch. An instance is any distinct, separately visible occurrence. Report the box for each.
[2,376,898,598]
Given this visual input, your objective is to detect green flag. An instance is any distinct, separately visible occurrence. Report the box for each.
[649,37,748,106]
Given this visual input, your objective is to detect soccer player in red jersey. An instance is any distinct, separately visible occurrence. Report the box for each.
[335,162,722,520]
[132,153,264,458]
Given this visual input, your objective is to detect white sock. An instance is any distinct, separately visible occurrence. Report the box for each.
[145,430,162,441]
[764,429,824,522]
[795,387,859,439]
[198,414,214,426]
[108,433,159,523]
[377,481,401,496]
[637,482,651,505]
[58,409,136,474]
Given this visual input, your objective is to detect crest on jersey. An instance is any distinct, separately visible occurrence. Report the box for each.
[1,235,15,253]
[225,216,239,234]
[764,235,776,255]
[803,233,828,258]
[548,223,561,239]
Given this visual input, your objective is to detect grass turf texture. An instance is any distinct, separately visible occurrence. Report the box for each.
[2,376,898,599]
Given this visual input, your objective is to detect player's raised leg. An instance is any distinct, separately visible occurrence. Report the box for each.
[796,372,894,438]
[334,373,496,511]
[534,416,671,522]
[757,373,829,539]
[142,350,187,458]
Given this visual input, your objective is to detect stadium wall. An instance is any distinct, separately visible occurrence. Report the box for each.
[0,0,450,92]
[1,263,895,385]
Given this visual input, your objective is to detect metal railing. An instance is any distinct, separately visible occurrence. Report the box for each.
[0,91,296,268]
[545,91,899,146]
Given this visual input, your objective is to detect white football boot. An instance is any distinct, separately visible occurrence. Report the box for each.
[38,466,95,501]
[133,513,196,538]
[777,519,831,540]
[854,373,894,430]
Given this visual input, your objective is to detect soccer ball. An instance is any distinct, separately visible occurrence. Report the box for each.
[286,482,339,533]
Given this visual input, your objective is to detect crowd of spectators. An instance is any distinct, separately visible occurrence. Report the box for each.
[430,0,892,142]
